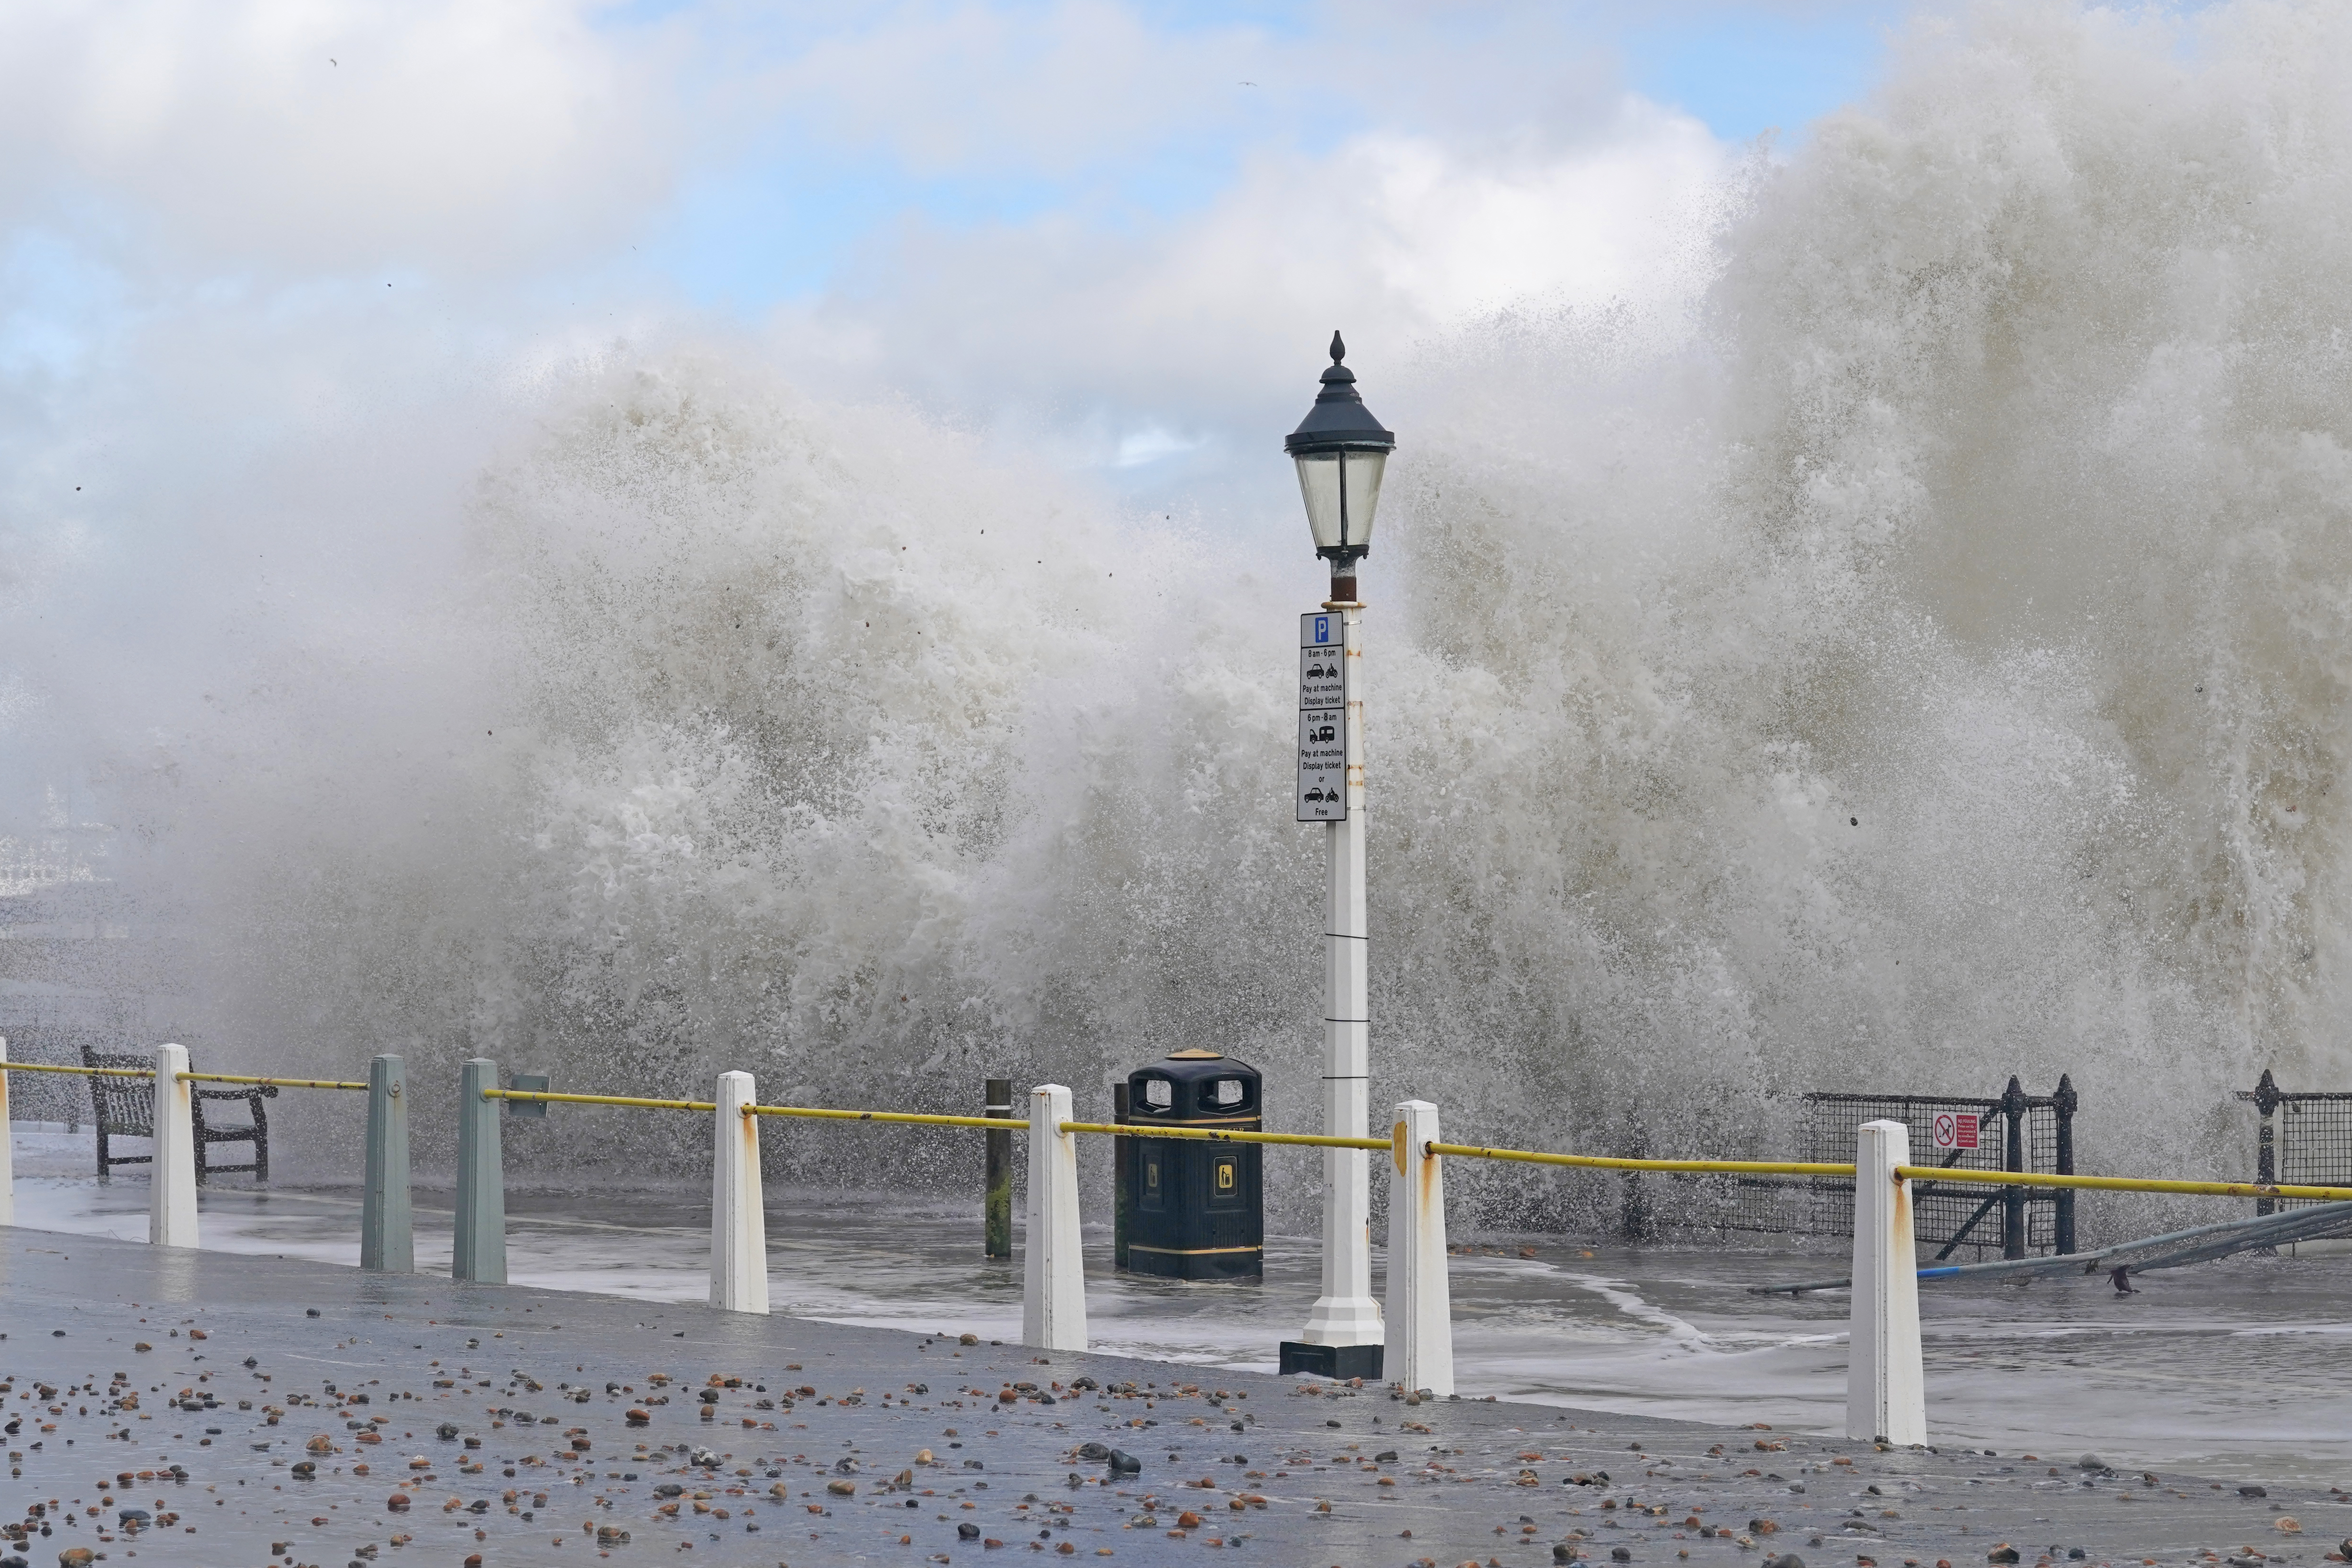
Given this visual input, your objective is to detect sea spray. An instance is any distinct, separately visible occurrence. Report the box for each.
[15,2,2352,1238]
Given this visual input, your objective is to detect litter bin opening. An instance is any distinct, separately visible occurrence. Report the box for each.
[1130,1050,1260,1121]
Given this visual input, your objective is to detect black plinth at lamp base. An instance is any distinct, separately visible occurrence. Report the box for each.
[1276,1340,1384,1380]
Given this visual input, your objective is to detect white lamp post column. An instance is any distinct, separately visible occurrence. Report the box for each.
[1279,333,1393,1381]
[1303,599,1381,1355]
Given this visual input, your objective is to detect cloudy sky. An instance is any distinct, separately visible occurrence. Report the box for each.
[0,0,1900,508]
[0,0,1916,821]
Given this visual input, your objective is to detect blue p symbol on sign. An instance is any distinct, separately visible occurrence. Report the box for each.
[1314,616,1331,644]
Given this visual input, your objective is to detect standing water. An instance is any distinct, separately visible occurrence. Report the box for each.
[12,1127,2352,1485]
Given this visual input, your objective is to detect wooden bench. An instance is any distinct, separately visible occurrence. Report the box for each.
[82,1046,274,1184]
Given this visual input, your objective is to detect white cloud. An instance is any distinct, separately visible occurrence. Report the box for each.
[0,0,1743,547]
[1114,425,1204,468]
[735,0,1278,178]
[762,94,1732,482]
[0,0,681,275]
[1349,110,1728,321]
[716,0,1633,181]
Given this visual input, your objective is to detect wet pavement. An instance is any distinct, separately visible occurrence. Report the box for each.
[5,1229,2352,1568]
[13,1114,2352,1488]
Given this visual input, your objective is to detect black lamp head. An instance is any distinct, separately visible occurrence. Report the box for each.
[1284,332,1395,568]
[1284,332,1395,461]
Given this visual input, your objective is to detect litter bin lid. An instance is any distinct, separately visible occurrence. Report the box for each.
[1129,1051,1260,1120]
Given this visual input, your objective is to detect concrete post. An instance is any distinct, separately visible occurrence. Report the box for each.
[1294,600,1382,1374]
[452,1058,506,1284]
[1022,1083,1086,1352]
[149,1043,198,1248]
[0,1037,14,1228]
[1847,1118,1926,1444]
[361,1054,412,1273]
[709,1070,769,1314]
[1383,1098,1454,1396]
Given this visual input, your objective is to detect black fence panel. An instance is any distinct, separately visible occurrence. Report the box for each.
[1715,1076,2078,1259]
[2237,1070,2352,1215]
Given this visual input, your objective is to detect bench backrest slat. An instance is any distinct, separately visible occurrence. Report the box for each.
[81,1048,155,1133]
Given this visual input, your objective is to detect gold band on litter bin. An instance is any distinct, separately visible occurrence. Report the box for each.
[1125,1244,1264,1257]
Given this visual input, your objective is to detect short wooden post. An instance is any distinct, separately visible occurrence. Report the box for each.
[1022,1083,1086,1352]
[1847,1118,1926,1444]
[1383,1098,1454,1395]
[710,1070,769,1313]
[984,1077,1013,1259]
[149,1043,199,1247]
[1618,1122,1654,1242]
[361,1054,412,1272]
[1111,1080,1131,1271]
[0,1037,14,1228]
[452,1058,506,1284]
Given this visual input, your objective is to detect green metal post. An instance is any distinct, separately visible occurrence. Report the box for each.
[453,1057,506,1284]
[985,1077,1013,1259]
[361,1053,412,1272]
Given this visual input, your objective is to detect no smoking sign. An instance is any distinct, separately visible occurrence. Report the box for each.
[1931,1111,1980,1151]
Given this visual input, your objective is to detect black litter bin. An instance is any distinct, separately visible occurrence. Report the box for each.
[1123,1049,1263,1280]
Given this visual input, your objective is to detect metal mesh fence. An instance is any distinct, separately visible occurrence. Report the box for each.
[2278,1098,2352,1191]
[2239,1072,2352,1213]
[1713,1080,2076,1257]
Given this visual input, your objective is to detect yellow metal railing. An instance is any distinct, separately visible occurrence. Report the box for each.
[1060,1120,1387,1151]
[755,1105,1025,1131]
[476,1089,1396,1147]
[470,1081,2352,1206]
[0,1063,366,1090]
[482,1086,1017,1128]
[1429,1143,1855,1177]
[180,1072,367,1092]
[1891,1165,2352,1205]
[484,1088,717,1114]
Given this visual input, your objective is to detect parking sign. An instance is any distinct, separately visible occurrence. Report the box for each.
[1297,612,1347,821]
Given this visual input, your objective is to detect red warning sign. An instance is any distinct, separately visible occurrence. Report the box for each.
[1931,1111,1980,1151]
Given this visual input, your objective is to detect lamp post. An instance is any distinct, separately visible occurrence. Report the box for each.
[1277,332,1393,1381]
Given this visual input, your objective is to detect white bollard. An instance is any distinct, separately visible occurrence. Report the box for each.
[149,1043,199,1248]
[1383,1098,1455,1396]
[709,1070,769,1314]
[1022,1083,1087,1352]
[1846,1118,1926,1444]
[0,1036,14,1228]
